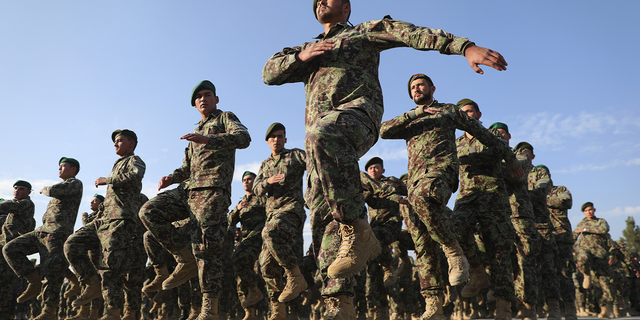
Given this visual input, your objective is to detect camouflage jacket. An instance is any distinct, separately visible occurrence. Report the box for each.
[0,196,36,246]
[504,146,535,219]
[228,193,267,241]
[39,178,83,236]
[262,18,473,135]
[82,202,104,226]
[103,152,145,222]
[574,217,612,259]
[380,101,519,193]
[253,148,306,218]
[170,110,251,192]
[361,172,405,229]
[527,166,553,229]
[547,185,574,244]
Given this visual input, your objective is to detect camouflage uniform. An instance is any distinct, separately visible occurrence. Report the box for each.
[82,204,103,226]
[547,185,576,306]
[4,178,82,309]
[64,152,145,309]
[263,17,474,297]
[0,196,35,318]
[380,101,519,298]
[228,191,267,305]
[253,148,307,299]
[167,109,250,296]
[451,130,516,301]
[574,216,614,302]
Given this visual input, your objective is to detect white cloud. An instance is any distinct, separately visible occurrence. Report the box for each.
[600,206,640,218]
[233,162,262,182]
[555,157,640,174]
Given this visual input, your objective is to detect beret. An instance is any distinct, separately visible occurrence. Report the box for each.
[365,157,383,170]
[581,202,594,212]
[191,80,216,106]
[265,122,286,141]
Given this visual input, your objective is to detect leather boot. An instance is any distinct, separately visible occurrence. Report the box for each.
[382,265,398,287]
[441,242,470,286]
[302,282,321,306]
[547,299,561,320]
[143,266,170,294]
[196,294,219,320]
[66,305,91,320]
[598,304,608,318]
[242,307,257,320]
[607,301,616,319]
[324,295,354,320]
[99,307,121,320]
[186,305,201,320]
[327,219,382,279]
[519,302,537,320]
[564,302,577,320]
[268,301,288,320]
[163,247,198,290]
[242,285,264,308]
[421,294,445,320]
[65,272,83,299]
[577,307,589,317]
[17,270,42,303]
[33,305,57,320]
[122,307,137,320]
[613,301,621,318]
[279,265,308,303]
[72,275,102,308]
[495,298,512,320]
[461,266,489,298]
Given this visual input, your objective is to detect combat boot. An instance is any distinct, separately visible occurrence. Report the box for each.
[66,305,91,320]
[302,282,321,306]
[241,285,264,308]
[519,302,536,320]
[65,272,82,299]
[242,307,257,320]
[99,307,121,320]
[441,242,469,286]
[327,219,382,279]
[279,265,308,303]
[421,294,445,320]
[577,306,589,317]
[495,298,511,320]
[372,306,390,320]
[163,247,198,291]
[324,295,354,320]
[122,307,137,320]
[156,308,170,320]
[547,299,561,320]
[613,301,621,318]
[143,265,170,294]
[606,301,615,319]
[33,305,57,320]
[382,265,398,287]
[582,274,591,289]
[196,293,219,320]
[17,270,42,303]
[461,266,489,298]
[268,301,288,320]
[72,275,102,308]
[186,305,201,320]
[564,302,577,320]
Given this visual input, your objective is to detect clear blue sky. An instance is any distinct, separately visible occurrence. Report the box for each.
[1,1,639,254]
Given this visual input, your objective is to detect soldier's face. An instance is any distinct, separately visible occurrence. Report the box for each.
[242,175,255,192]
[316,0,349,23]
[461,104,482,120]
[583,206,596,220]
[194,89,218,117]
[367,164,384,181]
[58,162,77,180]
[411,79,434,105]
[497,128,511,144]
[114,135,135,157]
[267,130,287,155]
[13,185,31,200]
[90,197,102,211]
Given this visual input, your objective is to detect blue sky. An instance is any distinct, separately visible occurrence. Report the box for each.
[1,1,639,254]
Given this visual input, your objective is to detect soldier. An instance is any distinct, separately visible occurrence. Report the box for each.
[253,122,307,319]
[379,75,521,320]
[157,80,251,320]
[574,202,615,318]
[0,180,36,320]
[262,0,508,316]
[4,158,82,320]
[228,171,267,319]
[64,129,145,320]
[82,194,104,226]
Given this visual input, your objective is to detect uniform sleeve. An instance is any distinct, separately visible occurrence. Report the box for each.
[169,147,191,183]
[252,161,270,197]
[380,109,418,140]
[263,45,314,86]
[228,201,242,226]
[0,199,29,215]
[528,167,552,200]
[107,157,146,186]
[586,218,610,235]
[41,179,83,198]
[547,185,573,210]
[208,112,251,149]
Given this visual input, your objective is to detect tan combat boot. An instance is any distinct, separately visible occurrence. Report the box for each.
[324,295,354,320]
[143,265,170,294]
[66,305,91,320]
[99,307,121,320]
[461,266,489,298]
[607,301,616,319]
[613,301,621,318]
[547,299,561,320]
[122,307,137,320]
[72,275,102,308]
[382,265,398,287]
[519,302,537,320]
[441,242,470,286]
[196,293,219,320]
[495,298,512,320]
[302,282,322,306]
[17,270,42,303]
[582,274,591,289]
[279,265,308,303]
[163,247,198,291]
[33,305,57,320]
[186,304,202,320]
[241,285,264,308]
[65,271,82,299]
[242,306,257,320]
[268,301,288,320]
[327,218,382,279]
[422,294,445,320]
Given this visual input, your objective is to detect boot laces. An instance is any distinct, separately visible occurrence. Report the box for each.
[335,226,356,259]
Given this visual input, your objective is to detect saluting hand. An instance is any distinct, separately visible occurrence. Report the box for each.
[296,41,335,63]
[267,174,285,184]
[180,133,210,144]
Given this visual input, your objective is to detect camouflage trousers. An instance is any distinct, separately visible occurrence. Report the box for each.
[233,235,262,304]
[0,245,17,317]
[555,240,576,304]
[451,193,516,301]
[139,185,192,255]
[366,222,401,308]
[304,110,376,297]
[143,217,194,267]
[407,176,458,246]
[576,251,614,302]
[260,211,305,298]
[64,219,145,309]
[536,227,560,300]
[510,215,540,305]
[3,231,69,308]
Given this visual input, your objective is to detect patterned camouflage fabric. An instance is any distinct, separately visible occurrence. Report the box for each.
[547,185,576,305]
[82,203,104,226]
[4,177,82,308]
[574,216,614,301]
[253,148,306,298]
[140,183,192,255]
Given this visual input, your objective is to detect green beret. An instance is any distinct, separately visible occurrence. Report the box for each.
[93,193,105,202]
[535,164,549,172]
[242,171,256,179]
[13,180,32,190]
[191,80,216,106]
[489,122,509,133]
[365,157,383,170]
[111,129,138,143]
[265,122,286,141]
[581,202,594,212]
[407,73,433,99]
[514,141,534,152]
[59,157,80,173]
[456,98,479,112]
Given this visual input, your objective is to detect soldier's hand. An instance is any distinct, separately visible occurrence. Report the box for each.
[237,201,249,209]
[464,45,508,74]
[180,133,210,144]
[267,174,285,184]
[424,107,443,115]
[95,177,107,187]
[297,41,335,63]
[158,176,174,190]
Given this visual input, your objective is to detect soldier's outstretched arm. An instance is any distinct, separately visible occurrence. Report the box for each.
[464,45,508,74]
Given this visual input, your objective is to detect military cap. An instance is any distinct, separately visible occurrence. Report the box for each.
[93,193,105,202]
[514,141,534,152]
[489,122,509,133]
[13,180,32,190]
[407,73,433,99]
[535,164,549,172]
[191,80,216,106]
[365,157,383,170]
[111,129,138,143]
[581,202,594,212]
[59,157,80,173]
[265,122,286,141]
[242,171,256,179]
[456,98,479,112]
